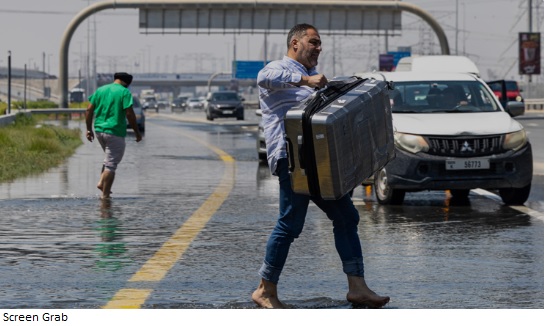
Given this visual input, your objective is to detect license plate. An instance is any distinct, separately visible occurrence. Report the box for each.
[446,158,490,170]
[223,110,233,114]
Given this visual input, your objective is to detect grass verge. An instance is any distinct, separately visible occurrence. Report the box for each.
[0,113,83,183]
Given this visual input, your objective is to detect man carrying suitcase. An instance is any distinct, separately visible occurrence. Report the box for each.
[252,23,390,308]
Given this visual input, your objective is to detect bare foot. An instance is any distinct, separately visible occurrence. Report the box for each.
[97,184,112,197]
[251,279,286,308]
[346,276,390,308]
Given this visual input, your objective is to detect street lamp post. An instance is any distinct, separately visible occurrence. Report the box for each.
[24,64,27,109]
[7,51,11,115]
[43,52,46,98]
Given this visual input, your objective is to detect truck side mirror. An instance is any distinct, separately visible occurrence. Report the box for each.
[505,101,525,117]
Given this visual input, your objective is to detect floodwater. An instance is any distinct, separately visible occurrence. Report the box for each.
[0,114,542,309]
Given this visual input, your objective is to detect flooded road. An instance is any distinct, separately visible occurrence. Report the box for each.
[0,111,542,309]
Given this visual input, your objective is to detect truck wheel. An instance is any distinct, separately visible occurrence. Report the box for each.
[450,189,470,198]
[374,168,405,205]
[499,183,531,205]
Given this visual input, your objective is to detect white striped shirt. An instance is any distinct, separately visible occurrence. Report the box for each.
[257,56,319,175]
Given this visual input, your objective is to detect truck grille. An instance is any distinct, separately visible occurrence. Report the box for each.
[426,135,504,157]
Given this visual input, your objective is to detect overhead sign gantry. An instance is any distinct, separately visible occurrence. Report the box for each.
[59,0,450,107]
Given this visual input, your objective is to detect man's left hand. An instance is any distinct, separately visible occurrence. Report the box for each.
[86,130,94,142]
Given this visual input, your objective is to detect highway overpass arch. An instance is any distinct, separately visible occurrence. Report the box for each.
[59,0,450,107]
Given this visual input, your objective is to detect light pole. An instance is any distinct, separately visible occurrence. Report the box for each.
[7,51,11,115]
[43,52,46,98]
[24,64,27,109]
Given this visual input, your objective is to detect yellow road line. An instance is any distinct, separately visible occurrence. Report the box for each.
[102,289,153,309]
[103,126,236,309]
[129,162,234,282]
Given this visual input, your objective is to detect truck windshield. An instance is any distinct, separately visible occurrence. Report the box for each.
[388,81,501,113]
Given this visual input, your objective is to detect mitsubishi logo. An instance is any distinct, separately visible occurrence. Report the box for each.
[461,141,474,152]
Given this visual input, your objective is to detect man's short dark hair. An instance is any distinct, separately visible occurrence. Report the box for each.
[287,23,317,49]
[114,72,133,86]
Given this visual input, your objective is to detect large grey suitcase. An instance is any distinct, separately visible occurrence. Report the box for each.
[284,76,394,200]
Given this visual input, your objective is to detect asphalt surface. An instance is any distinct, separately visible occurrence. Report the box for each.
[0,108,542,313]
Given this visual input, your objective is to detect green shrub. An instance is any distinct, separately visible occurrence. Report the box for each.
[12,113,35,126]
[0,116,83,182]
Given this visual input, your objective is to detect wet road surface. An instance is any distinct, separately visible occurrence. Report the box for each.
[0,111,542,309]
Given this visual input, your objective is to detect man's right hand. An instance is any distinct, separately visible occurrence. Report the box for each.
[300,74,327,89]
[86,130,94,142]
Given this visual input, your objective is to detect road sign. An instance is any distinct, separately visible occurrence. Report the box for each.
[519,32,541,75]
[379,54,394,71]
[387,51,411,68]
[233,61,267,79]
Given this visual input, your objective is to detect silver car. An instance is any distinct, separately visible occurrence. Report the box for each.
[186,97,204,110]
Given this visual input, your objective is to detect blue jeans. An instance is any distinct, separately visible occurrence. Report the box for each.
[258,159,364,284]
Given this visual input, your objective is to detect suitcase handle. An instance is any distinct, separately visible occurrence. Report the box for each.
[286,136,295,172]
[286,135,305,173]
[297,135,306,172]
[285,135,306,174]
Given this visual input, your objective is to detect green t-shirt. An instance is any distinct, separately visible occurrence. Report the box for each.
[89,83,133,137]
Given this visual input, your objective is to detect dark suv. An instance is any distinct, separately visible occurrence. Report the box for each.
[171,96,188,112]
[204,91,244,121]
[487,80,524,108]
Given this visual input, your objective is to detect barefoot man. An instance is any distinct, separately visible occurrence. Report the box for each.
[252,24,390,308]
[85,72,142,199]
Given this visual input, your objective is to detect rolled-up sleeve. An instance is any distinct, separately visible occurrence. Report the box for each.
[257,66,301,89]
[257,56,316,175]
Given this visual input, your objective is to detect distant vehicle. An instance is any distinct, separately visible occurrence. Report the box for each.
[171,96,188,111]
[69,88,85,103]
[157,99,170,109]
[186,97,204,110]
[203,91,244,121]
[487,80,524,106]
[127,96,145,133]
[355,70,532,206]
[396,55,480,76]
[140,88,155,99]
[142,96,158,112]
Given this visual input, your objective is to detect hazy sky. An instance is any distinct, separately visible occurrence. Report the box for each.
[0,0,543,81]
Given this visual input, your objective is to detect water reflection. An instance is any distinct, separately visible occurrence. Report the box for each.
[255,162,277,197]
[93,199,129,272]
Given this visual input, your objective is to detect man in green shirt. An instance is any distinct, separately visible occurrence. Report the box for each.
[85,72,142,199]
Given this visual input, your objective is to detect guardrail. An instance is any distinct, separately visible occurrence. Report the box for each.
[2,100,540,128]
[525,98,544,110]
[27,108,87,115]
[0,109,86,126]
[0,112,31,126]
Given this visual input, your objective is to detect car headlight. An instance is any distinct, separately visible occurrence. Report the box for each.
[503,129,527,151]
[394,132,429,154]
